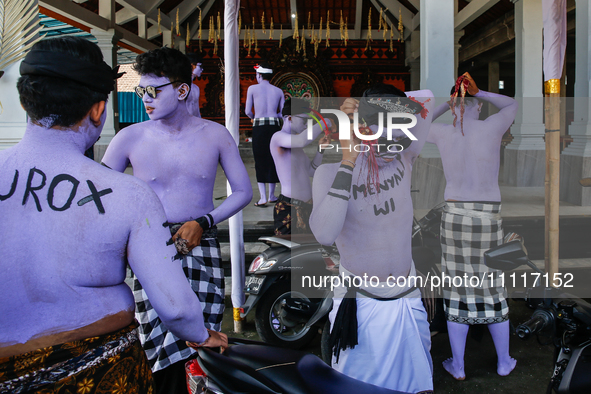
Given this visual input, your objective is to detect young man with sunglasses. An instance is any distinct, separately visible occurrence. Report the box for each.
[309,84,434,393]
[0,37,226,393]
[102,47,252,393]
[269,98,332,235]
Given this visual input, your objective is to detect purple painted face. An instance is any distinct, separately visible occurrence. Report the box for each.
[192,63,203,79]
[139,74,182,120]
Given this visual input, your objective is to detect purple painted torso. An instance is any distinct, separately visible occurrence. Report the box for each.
[427,90,518,202]
[245,80,284,119]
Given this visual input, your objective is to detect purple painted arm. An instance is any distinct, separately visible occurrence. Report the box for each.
[309,163,350,245]
[210,130,253,225]
[127,186,209,343]
[245,86,255,119]
[101,127,135,172]
[273,121,330,149]
[475,90,518,133]
[402,90,435,161]
[432,101,450,121]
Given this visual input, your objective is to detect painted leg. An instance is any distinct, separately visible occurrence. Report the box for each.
[488,320,516,376]
[268,183,278,202]
[443,321,469,380]
[256,183,267,205]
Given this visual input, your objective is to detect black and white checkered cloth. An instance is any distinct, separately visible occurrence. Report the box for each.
[132,230,225,372]
[441,202,509,325]
[253,117,283,126]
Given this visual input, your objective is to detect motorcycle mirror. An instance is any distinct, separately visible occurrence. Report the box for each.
[484,241,530,271]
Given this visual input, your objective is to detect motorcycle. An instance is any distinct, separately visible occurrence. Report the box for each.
[484,241,591,394]
[186,337,416,394]
[239,203,445,350]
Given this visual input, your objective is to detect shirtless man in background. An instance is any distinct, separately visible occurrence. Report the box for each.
[245,62,285,206]
[102,47,251,393]
[0,37,224,393]
[270,98,332,235]
[426,72,518,380]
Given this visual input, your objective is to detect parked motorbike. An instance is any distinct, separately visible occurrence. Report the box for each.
[484,241,591,394]
[239,203,445,350]
[186,338,414,394]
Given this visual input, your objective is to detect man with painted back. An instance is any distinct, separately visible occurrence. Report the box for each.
[0,37,225,393]
[309,84,434,392]
[102,47,251,393]
[426,72,518,380]
[245,62,285,206]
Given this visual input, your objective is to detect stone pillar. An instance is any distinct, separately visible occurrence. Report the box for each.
[503,0,545,186]
[92,29,120,162]
[420,0,454,97]
[561,0,591,205]
[0,61,28,151]
[412,0,454,209]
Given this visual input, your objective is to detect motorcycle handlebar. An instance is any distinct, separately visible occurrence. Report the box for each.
[516,309,553,339]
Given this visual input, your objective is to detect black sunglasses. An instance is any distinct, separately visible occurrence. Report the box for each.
[135,81,179,99]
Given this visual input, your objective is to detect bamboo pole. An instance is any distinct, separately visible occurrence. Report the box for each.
[544,79,560,282]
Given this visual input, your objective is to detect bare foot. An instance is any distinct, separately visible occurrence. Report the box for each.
[497,357,517,376]
[442,358,465,380]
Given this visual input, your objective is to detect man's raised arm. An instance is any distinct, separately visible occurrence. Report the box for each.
[101,128,133,172]
[402,90,435,160]
[212,127,253,223]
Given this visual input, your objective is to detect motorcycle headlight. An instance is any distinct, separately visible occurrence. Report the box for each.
[248,255,278,273]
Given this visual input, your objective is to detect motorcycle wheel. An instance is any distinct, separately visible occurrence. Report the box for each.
[255,280,318,349]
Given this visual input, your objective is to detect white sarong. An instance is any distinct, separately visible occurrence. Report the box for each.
[329,264,433,393]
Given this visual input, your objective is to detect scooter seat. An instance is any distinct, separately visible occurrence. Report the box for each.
[224,345,311,394]
[225,345,410,394]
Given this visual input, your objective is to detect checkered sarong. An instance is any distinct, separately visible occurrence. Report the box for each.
[441,202,509,325]
[253,117,283,126]
[132,229,224,372]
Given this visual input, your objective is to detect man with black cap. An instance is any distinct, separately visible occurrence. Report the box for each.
[245,62,285,206]
[0,36,226,393]
[270,98,332,235]
[309,84,434,392]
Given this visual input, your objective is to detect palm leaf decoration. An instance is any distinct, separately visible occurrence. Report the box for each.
[0,0,44,77]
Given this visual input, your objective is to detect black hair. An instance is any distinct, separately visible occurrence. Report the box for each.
[257,61,273,81]
[359,83,421,126]
[17,37,108,128]
[362,83,406,98]
[282,97,310,117]
[134,47,192,86]
[186,52,204,65]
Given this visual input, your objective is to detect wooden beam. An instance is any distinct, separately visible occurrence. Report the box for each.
[40,0,110,31]
[39,5,91,32]
[116,0,147,15]
[115,7,137,25]
[40,0,157,53]
[455,0,500,31]
[459,12,514,63]
[354,0,363,39]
